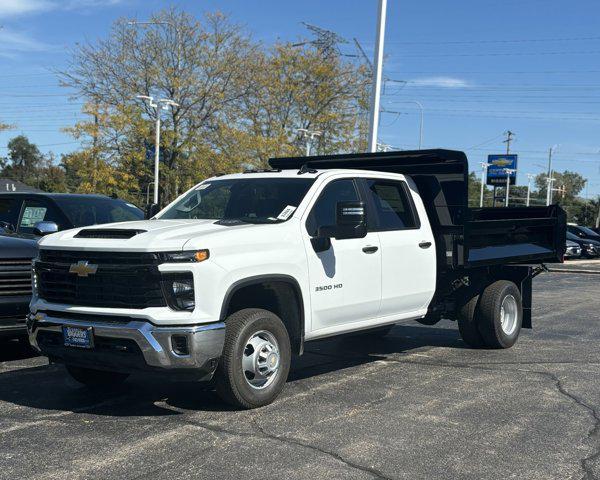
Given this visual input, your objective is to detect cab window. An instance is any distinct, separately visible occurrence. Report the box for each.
[306,179,360,236]
[363,179,419,231]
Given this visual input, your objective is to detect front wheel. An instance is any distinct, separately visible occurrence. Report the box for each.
[215,308,291,409]
[65,365,129,388]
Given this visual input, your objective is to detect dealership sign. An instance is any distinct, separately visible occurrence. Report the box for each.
[486,154,518,186]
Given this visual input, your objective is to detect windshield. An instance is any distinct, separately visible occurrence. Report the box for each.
[54,197,143,227]
[159,178,315,223]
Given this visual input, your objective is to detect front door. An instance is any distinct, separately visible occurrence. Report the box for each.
[303,178,382,332]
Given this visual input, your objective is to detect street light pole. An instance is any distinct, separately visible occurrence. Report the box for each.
[136,95,179,206]
[479,162,490,207]
[504,168,516,207]
[526,173,535,207]
[296,128,322,156]
[367,0,387,153]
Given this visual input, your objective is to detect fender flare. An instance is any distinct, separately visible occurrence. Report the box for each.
[219,274,306,353]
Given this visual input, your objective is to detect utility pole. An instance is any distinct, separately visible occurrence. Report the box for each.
[296,128,322,156]
[504,168,516,207]
[136,95,179,206]
[367,0,387,153]
[479,162,490,207]
[596,194,600,228]
[526,173,535,207]
[503,130,515,155]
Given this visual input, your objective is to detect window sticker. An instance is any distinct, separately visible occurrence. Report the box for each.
[20,206,47,227]
[196,183,210,190]
[277,205,297,221]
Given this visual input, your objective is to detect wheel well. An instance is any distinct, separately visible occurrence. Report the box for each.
[222,279,304,355]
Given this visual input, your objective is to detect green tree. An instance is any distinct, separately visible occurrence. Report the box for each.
[2,135,45,186]
[535,170,587,203]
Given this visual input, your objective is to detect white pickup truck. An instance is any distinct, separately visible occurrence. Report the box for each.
[28,150,566,408]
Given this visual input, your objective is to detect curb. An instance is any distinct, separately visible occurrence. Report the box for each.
[547,268,600,275]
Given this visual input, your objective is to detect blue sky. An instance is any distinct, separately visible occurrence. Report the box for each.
[0,0,599,196]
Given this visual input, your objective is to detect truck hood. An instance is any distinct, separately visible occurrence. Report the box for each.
[38,219,271,252]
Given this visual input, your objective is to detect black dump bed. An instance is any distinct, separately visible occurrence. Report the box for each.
[269,149,566,271]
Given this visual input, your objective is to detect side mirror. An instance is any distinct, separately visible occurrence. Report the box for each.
[33,221,58,236]
[145,203,160,219]
[0,221,15,232]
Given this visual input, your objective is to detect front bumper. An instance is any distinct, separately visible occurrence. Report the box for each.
[27,311,226,378]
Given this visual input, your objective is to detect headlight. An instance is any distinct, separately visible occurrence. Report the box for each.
[159,250,209,263]
[162,273,195,311]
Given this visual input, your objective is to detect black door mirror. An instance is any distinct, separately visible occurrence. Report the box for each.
[319,201,367,241]
[33,221,59,236]
[145,203,161,219]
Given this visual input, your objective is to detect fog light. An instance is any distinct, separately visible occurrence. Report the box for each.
[171,335,189,356]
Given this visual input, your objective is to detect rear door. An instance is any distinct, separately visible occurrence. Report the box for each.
[360,177,436,318]
[303,177,382,332]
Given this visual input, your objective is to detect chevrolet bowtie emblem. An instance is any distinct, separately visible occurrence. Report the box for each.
[69,260,98,277]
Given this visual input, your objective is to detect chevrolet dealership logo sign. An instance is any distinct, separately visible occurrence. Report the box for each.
[69,260,98,277]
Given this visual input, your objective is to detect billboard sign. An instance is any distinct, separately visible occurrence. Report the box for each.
[486,154,518,186]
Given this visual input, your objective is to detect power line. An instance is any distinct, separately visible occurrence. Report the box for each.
[362,35,600,45]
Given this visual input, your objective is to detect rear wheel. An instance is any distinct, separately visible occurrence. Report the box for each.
[477,280,522,349]
[215,308,291,409]
[65,365,129,387]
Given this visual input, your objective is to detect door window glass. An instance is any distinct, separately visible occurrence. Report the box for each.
[306,179,359,236]
[364,180,418,231]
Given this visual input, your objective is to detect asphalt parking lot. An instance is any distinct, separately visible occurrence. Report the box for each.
[1,270,599,480]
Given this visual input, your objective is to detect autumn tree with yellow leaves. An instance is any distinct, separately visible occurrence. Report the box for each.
[59,8,370,206]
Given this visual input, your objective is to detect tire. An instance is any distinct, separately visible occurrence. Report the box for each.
[477,280,523,349]
[215,308,291,409]
[457,294,486,348]
[65,365,129,388]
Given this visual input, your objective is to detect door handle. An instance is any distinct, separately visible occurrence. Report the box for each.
[419,241,432,249]
[362,246,379,254]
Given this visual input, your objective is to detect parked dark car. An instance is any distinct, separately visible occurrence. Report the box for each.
[567,231,600,258]
[0,193,143,237]
[0,235,37,339]
[564,239,582,259]
[567,224,600,243]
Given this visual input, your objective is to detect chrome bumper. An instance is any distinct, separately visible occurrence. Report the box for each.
[28,311,226,373]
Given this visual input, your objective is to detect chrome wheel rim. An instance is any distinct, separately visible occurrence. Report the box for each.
[242,330,280,390]
[500,294,518,335]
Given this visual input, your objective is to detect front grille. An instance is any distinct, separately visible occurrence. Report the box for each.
[36,250,166,309]
[0,258,32,297]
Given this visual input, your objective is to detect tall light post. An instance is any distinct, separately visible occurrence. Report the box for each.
[136,95,179,205]
[504,168,516,207]
[367,0,387,152]
[526,173,536,207]
[296,128,322,156]
[546,144,559,206]
[479,162,490,207]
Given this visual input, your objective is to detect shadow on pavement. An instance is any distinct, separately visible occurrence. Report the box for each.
[0,337,39,362]
[0,322,463,416]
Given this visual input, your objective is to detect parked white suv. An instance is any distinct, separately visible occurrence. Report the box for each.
[28,150,566,408]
